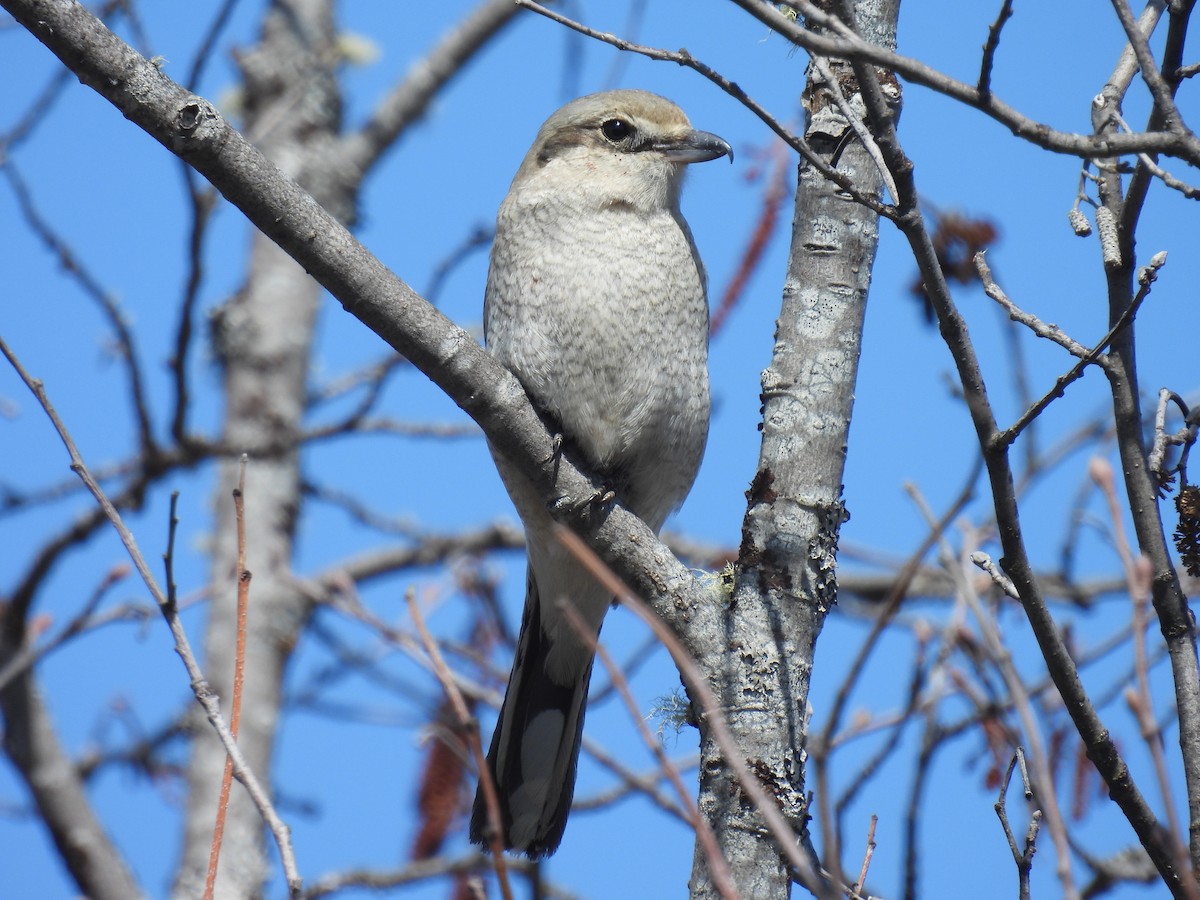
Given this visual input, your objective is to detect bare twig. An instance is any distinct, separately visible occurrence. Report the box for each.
[405,590,512,900]
[1110,109,1200,199]
[976,254,1090,358]
[970,551,1020,601]
[2,160,156,458]
[913,493,1075,897]
[0,565,143,693]
[1105,0,1168,96]
[991,250,1166,450]
[1148,390,1197,487]
[572,738,695,820]
[301,854,563,900]
[734,0,1200,163]
[303,416,479,443]
[169,169,216,445]
[809,54,898,203]
[994,748,1042,900]
[334,0,524,178]
[184,0,239,91]
[1108,0,1186,134]
[977,0,1014,99]
[204,457,252,900]
[851,814,878,898]
[170,0,262,445]
[0,0,128,154]
[425,223,494,305]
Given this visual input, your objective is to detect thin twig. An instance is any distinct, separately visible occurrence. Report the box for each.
[991,250,1166,450]
[184,0,239,91]
[735,0,1200,164]
[1110,109,1200,199]
[2,160,157,458]
[809,54,899,203]
[1148,389,1197,486]
[204,457,251,900]
[970,551,1020,601]
[976,253,1090,358]
[0,571,153,702]
[1090,457,1187,858]
[334,0,525,177]
[170,169,216,445]
[1108,0,1186,135]
[994,748,1042,900]
[572,738,695,820]
[910,489,1076,898]
[424,223,494,305]
[301,854,558,900]
[851,814,878,898]
[1105,0,1168,96]
[977,0,1015,99]
[404,590,513,900]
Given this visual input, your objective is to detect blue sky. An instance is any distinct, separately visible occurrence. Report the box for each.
[2,2,1195,898]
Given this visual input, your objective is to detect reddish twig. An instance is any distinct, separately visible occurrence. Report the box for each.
[204,457,251,900]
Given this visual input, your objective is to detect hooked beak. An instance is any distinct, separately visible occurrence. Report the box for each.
[657,129,734,165]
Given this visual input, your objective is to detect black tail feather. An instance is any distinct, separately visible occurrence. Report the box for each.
[469,570,595,858]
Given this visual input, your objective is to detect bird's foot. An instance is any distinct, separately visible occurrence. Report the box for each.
[551,484,616,517]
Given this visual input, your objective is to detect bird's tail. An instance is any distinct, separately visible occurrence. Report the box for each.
[469,570,595,858]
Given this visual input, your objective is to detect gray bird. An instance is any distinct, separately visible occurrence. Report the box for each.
[470,89,730,858]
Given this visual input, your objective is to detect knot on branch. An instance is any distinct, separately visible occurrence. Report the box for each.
[175,98,219,141]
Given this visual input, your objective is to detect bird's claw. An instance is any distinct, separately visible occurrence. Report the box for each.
[552,485,615,516]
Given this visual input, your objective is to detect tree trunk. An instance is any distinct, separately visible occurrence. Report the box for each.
[172,2,341,896]
[688,2,898,896]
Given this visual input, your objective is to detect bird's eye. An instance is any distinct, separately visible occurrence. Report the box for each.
[600,118,633,143]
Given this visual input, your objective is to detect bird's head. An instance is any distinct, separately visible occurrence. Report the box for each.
[511,89,732,213]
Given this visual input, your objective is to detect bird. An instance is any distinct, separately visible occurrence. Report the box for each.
[469,89,731,858]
